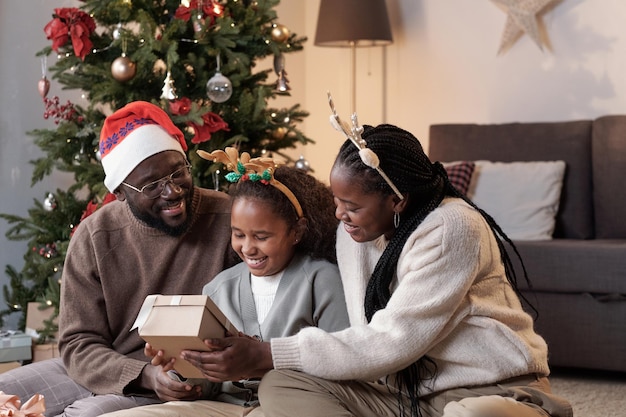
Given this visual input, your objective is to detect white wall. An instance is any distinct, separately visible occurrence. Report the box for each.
[300,0,626,182]
[2,0,626,327]
[0,0,78,329]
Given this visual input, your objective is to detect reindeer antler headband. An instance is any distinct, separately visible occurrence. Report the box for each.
[327,92,404,201]
[198,147,304,218]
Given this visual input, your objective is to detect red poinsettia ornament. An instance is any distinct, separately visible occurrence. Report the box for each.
[190,111,230,144]
[44,8,96,61]
[71,193,117,237]
[174,0,224,24]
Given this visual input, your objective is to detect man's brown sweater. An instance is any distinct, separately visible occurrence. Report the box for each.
[59,187,236,395]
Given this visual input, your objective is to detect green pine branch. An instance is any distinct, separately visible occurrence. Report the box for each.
[2,0,312,334]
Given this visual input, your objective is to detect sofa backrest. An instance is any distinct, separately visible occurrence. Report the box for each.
[428,120,593,239]
[592,115,626,238]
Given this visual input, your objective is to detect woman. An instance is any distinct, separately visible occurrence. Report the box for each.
[177,112,573,417]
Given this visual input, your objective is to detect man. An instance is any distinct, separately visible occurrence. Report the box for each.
[0,101,237,417]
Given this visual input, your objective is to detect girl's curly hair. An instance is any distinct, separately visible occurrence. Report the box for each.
[229,165,339,264]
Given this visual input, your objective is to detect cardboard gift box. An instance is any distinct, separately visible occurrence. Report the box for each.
[32,343,60,362]
[0,361,20,374]
[132,294,238,378]
[0,331,32,363]
[25,302,59,341]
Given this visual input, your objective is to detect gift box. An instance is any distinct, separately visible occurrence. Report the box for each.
[0,331,32,362]
[32,343,60,362]
[0,361,20,374]
[132,294,238,378]
[0,391,45,416]
[25,302,58,341]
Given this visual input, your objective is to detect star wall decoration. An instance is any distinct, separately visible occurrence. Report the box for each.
[491,0,562,55]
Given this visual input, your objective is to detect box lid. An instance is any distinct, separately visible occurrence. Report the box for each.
[132,294,239,378]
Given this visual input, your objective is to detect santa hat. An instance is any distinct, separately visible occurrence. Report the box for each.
[99,101,188,192]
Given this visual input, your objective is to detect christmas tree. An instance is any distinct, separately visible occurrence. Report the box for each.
[0,0,311,340]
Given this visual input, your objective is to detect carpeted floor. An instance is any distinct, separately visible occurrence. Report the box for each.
[548,368,626,417]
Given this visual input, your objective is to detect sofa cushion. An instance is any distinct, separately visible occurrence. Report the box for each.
[518,291,626,372]
[468,160,566,240]
[428,121,594,239]
[507,239,626,294]
[592,115,626,238]
[442,161,475,195]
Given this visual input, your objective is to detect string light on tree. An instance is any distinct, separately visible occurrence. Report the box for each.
[212,169,221,191]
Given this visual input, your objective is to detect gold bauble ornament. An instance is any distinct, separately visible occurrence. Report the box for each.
[270,24,290,43]
[111,55,136,82]
[153,58,167,75]
[272,126,288,140]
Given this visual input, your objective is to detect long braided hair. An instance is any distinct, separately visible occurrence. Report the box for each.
[332,124,533,417]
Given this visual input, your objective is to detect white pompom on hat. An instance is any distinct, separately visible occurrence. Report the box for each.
[99,101,188,192]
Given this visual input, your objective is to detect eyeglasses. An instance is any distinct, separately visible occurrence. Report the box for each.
[122,164,192,199]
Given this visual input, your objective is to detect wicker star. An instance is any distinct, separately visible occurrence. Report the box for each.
[491,0,561,55]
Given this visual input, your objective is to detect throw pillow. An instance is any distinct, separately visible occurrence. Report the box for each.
[442,161,476,196]
[467,160,566,240]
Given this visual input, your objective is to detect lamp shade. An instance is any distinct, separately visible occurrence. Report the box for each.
[314,0,393,47]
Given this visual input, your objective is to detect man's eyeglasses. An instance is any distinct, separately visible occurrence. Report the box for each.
[121,164,192,199]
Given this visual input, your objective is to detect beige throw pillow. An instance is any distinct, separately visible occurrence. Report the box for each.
[467,160,566,240]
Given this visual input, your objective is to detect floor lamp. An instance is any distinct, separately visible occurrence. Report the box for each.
[314,0,393,114]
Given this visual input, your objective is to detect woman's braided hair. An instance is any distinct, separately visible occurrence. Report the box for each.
[229,165,339,264]
[332,124,533,417]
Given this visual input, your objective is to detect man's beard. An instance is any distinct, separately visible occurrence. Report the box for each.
[128,189,195,237]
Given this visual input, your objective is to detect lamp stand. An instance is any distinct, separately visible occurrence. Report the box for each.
[351,41,356,114]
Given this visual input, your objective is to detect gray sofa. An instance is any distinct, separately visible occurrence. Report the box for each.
[428,115,626,373]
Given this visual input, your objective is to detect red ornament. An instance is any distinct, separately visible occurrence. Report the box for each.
[189,111,230,144]
[169,97,192,116]
[175,0,224,24]
[43,8,96,61]
[38,77,50,98]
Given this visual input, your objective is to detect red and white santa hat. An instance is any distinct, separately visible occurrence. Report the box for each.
[99,101,188,192]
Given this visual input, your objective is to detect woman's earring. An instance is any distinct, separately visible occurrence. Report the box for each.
[393,212,400,228]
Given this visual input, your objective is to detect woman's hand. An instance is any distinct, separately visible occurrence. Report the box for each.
[180,336,274,382]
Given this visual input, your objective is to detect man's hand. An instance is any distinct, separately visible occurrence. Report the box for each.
[139,348,204,401]
[144,343,174,368]
[180,336,273,382]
